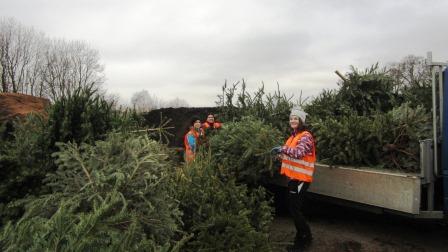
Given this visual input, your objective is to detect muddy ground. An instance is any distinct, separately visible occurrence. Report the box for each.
[269,194,448,252]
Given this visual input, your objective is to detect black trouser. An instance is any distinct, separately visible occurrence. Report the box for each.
[287,179,311,243]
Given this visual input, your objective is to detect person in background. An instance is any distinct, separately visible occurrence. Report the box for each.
[184,116,204,163]
[202,114,222,131]
[271,106,316,252]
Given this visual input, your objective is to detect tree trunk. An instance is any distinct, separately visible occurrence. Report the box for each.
[1,65,7,92]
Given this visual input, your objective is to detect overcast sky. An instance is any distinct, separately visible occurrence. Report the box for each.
[1,0,448,106]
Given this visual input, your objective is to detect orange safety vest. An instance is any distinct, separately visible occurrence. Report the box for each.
[280,131,316,182]
[203,121,222,129]
[184,128,202,162]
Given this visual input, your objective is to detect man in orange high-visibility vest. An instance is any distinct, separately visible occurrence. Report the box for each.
[202,114,222,131]
[272,106,316,251]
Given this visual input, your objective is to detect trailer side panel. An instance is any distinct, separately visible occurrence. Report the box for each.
[308,164,421,214]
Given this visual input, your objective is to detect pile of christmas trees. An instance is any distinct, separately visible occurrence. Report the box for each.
[216,57,433,172]
[305,62,432,171]
[0,87,277,251]
[0,56,433,250]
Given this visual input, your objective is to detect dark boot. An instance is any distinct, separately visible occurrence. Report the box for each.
[287,228,312,251]
[294,234,312,250]
[286,244,304,252]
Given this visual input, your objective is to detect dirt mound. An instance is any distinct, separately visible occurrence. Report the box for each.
[143,107,219,147]
[0,93,50,122]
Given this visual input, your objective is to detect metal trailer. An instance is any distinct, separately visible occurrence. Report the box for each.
[271,164,424,215]
[273,52,448,219]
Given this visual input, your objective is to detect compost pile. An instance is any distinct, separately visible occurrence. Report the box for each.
[0,93,50,122]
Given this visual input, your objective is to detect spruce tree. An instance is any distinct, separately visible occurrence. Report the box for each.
[1,134,185,251]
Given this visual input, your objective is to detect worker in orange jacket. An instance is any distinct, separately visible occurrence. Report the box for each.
[202,114,222,131]
[184,116,204,163]
[272,107,316,251]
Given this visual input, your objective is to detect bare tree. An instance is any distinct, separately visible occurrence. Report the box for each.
[165,97,189,108]
[0,18,14,92]
[0,18,104,100]
[388,55,431,92]
[0,18,41,93]
[39,39,104,100]
[26,33,46,96]
[105,92,127,110]
[0,20,11,92]
[131,90,163,112]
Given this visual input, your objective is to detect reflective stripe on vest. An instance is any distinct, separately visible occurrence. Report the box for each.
[282,155,315,168]
[280,131,316,182]
[281,163,314,176]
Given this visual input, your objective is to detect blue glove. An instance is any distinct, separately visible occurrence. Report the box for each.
[270,146,282,154]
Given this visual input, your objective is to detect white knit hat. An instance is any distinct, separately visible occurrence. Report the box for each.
[290,106,307,123]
